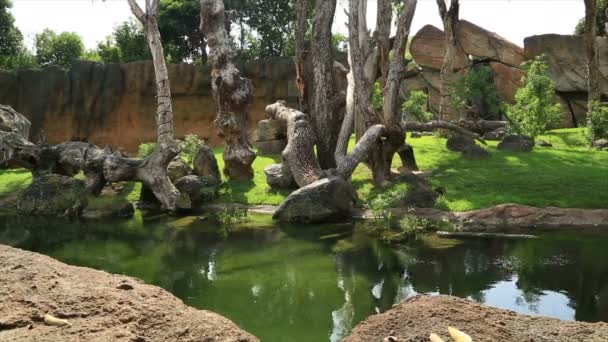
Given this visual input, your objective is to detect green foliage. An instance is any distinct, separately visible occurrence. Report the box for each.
[35,29,85,68]
[0,47,38,72]
[0,0,23,58]
[181,134,204,165]
[575,0,608,36]
[331,33,348,53]
[587,101,608,143]
[215,207,249,238]
[95,37,121,63]
[137,142,158,159]
[159,0,206,63]
[398,215,431,237]
[113,20,151,63]
[368,184,410,230]
[402,90,433,122]
[372,82,384,112]
[451,64,502,120]
[506,56,562,138]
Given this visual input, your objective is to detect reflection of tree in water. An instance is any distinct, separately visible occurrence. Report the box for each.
[512,234,608,322]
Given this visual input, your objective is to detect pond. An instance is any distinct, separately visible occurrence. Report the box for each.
[1,213,608,342]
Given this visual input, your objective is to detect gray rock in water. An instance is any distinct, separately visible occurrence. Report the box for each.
[256,119,287,142]
[498,135,534,152]
[264,164,297,189]
[82,201,134,220]
[17,174,85,216]
[446,135,475,152]
[462,145,491,160]
[256,139,287,155]
[593,138,608,150]
[273,177,357,223]
[175,175,219,204]
[167,158,192,182]
[193,144,221,182]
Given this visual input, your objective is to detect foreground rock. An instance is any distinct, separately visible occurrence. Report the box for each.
[343,295,608,342]
[273,177,357,223]
[0,244,258,342]
[498,134,534,152]
[17,174,84,216]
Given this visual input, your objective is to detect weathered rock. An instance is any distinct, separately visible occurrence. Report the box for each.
[343,295,608,342]
[174,175,219,204]
[193,144,221,182]
[446,135,475,152]
[17,174,85,216]
[593,138,608,149]
[482,129,506,141]
[167,158,191,182]
[490,62,524,103]
[524,34,608,94]
[264,164,297,189]
[0,105,33,163]
[498,134,534,152]
[273,177,357,223]
[256,139,287,155]
[456,20,525,68]
[557,94,588,128]
[462,144,491,159]
[255,119,286,142]
[410,25,445,70]
[82,201,135,220]
[537,140,553,147]
[0,244,259,342]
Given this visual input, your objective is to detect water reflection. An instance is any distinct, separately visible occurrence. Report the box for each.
[1,214,608,342]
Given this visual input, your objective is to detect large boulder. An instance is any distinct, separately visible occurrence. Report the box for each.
[410,25,446,70]
[175,175,220,204]
[264,163,297,189]
[524,34,608,94]
[462,145,491,160]
[193,144,221,182]
[498,135,534,152]
[343,295,608,342]
[273,177,357,223]
[0,244,259,342]
[0,105,33,163]
[490,62,524,103]
[456,20,525,67]
[446,135,475,152]
[17,174,85,216]
[167,158,192,182]
[255,119,286,141]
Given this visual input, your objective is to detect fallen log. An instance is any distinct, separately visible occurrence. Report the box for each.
[403,120,487,145]
[436,231,538,240]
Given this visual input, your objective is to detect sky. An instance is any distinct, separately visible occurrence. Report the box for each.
[10,0,585,50]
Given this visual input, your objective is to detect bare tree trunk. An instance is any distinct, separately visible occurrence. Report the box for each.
[585,0,601,109]
[127,0,187,211]
[294,0,309,113]
[310,0,339,169]
[436,0,469,123]
[200,0,257,180]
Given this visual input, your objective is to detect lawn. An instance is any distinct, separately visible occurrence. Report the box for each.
[1,128,607,211]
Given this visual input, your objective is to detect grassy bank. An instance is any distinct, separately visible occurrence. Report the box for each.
[1,128,607,211]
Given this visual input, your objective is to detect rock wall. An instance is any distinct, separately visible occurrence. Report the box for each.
[0,59,298,152]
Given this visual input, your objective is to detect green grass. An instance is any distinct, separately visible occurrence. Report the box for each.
[1,128,607,211]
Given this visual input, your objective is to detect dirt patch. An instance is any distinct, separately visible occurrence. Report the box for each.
[343,295,608,342]
[0,244,258,342]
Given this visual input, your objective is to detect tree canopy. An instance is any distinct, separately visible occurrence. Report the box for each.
[0,0,22,57]
[576,0,607,36]
[34,29,85,68]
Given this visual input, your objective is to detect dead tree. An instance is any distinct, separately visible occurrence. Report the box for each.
[585,0,601,109]
[310,0,340,169]
[436,0,470,122]
[200,0,257,180]
[294,0,309,113]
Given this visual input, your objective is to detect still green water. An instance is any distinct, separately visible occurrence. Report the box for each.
[1,213,608,342]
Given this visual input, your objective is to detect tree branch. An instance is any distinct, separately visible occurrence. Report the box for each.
[403,120,487,145]
[436,0,447,19]
[127,0,146,22]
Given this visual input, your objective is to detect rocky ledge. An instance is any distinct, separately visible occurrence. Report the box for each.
[0,244,258,342]
[343,295,608,342]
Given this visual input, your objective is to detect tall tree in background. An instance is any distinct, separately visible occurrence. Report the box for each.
[201,0,256,180]
[159,0,207,63]
[585,0,601,107]
[576,0,607,36]
[436,0,469,122]
[34,29,84,68]
[0,0,22,57]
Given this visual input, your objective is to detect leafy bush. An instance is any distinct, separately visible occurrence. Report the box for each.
[402,90,433,122]
[137,142,157,159]
[506,56,563,138]
[181,134,204,165]
[398,215,431,237]
[372,82,384,113]
[451,64,502,120]
[587,101,608,143]
[368,184,409,230]
[0,48,38,72]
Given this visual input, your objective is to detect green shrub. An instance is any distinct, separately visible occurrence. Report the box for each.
[368,184,409,230]
[137,142,157,159]
[402,90,433,122]
[0,48,39,72]
[587,101,608,143]
[372,81,384,113]
[398,215,431,237]
[181,134,204,165]
[506,56,563,138]
[451,64,502,120]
